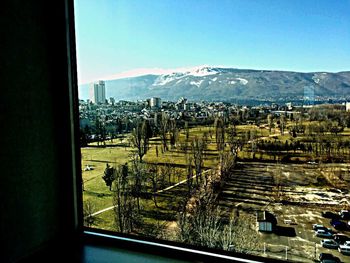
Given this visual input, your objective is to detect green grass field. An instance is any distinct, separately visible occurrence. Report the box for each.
[81,125,222,232]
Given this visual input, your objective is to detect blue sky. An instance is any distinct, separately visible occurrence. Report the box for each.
[74,0,350,84]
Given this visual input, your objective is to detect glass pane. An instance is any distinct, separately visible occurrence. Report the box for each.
[74,1,350,262]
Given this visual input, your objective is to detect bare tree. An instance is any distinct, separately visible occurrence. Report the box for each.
[130,158,146,212]
[113,163,141,233]
[250,129,257,159]
[177,185,222,249]
[191,136,206,185]
[83,200,96,227]
[215,117,225,151]
[184,121,190,141]
[227,125,245,156]
[159,163,173,186]
[169,119,179,149]
[194,206,222,248]
[159,112,169,152]
[130,120,150,162]
[221,213,263,254]
[219,151,236,177]
[267,114,274,134]
[186,155,194,195]
[272,162,284,202]
[147,164,159,208]
[280,114,286,135]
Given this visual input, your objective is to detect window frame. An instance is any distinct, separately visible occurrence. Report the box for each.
[65,1,287,262]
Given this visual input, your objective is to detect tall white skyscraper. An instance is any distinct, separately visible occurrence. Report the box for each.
[89,80,106,104]
[150,97,161,108]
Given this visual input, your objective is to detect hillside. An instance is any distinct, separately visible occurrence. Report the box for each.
[78,66,350,102]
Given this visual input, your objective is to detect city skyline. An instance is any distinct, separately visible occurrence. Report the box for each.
[74,0,350,84]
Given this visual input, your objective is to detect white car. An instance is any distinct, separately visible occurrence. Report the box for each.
[315,229,333,238]
[313,224,331,232]
[338,244,350,255]
[313,224,324,230]
[321,239,338,249]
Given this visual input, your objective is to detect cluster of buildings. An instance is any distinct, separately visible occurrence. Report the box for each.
[80,80,350,136]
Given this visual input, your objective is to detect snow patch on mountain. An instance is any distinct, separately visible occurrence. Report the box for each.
[312,73,328,84]
[153,73,183,86]
[312,77,320,84]
[190,80,204,87]
[228,78,248,85]
[184,66,219,77]
[212,77,218,82]
[236,78,248,85]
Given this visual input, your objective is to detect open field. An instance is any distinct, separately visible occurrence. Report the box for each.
[81,125,221,231]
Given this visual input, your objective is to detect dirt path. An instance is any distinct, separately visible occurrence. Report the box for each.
[156,169,211,193]
[85,205,117,219]
[86,169,212,218]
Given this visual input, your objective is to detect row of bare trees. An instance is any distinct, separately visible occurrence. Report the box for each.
[174,116,265,252]
[100,158,185,233]
[177,148,261,253]
[101,115,251,242]
[130,113,180,162]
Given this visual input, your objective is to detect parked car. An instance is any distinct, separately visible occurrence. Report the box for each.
[322,211,339,219]
[333,234,350,244]
[313,224,332,231]
[316,229,333,238]
[319,253,341,263]
[331,219,348,230]
[313,224,324,230]
[321,239,338,249]
[339,210,350,220]
[338,243,350,255]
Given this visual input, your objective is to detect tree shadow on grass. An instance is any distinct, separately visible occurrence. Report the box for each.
[144,161,187,169]
[160,188,188,198]
[84,216,105,228]
[274,226,296,237]
[140,209,177,221]
[83,190,112,198]
[90,159,111,163]
[86,143,131,148]
[144,161,212,170]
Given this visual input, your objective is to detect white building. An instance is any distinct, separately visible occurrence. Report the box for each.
[346,102,350,112]
[89,80,106,104]
[150,97,161,108]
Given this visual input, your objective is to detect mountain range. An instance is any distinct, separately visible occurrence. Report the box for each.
[78,66,350,102]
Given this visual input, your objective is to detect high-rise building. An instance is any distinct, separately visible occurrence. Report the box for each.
[89,80,106,104]
[150,97,161,108]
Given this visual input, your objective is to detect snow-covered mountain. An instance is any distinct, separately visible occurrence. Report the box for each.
[78,66,350,102]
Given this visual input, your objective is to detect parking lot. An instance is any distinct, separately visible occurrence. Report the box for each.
[218,162,350,262]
